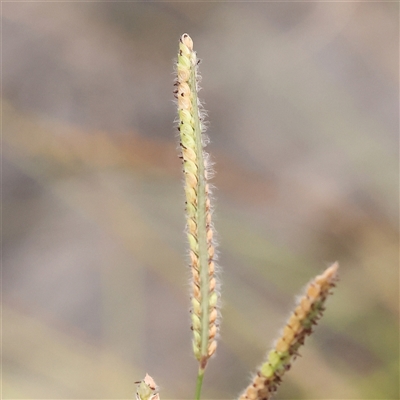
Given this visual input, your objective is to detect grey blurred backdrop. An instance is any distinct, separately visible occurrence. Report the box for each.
[2,2,398,399]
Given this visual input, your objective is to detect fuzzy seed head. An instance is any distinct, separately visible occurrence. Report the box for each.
[238,263,339,400]
[175,33,220,369]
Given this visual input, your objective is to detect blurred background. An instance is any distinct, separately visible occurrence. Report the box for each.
[2,2,398,399]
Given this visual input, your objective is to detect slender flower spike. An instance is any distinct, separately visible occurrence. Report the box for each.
[135,374,160,400]
[238,262,339,400]
[175,33,219,370]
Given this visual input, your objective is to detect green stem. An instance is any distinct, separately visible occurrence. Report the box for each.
[195,367,205,400]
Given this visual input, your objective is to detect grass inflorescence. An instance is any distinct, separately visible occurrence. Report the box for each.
[136,33,340,400]
[238,262,339,400]
[175,33,220,374]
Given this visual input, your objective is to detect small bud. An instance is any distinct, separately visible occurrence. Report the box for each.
[181,33,193,50]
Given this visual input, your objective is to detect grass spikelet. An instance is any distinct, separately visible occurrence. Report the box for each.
[238,262,339,400]
[135,374,160,400]
[175,33,219,373]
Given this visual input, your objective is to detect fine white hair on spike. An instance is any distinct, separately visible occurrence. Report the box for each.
[175,33,220,370]
[237,263,339,400]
